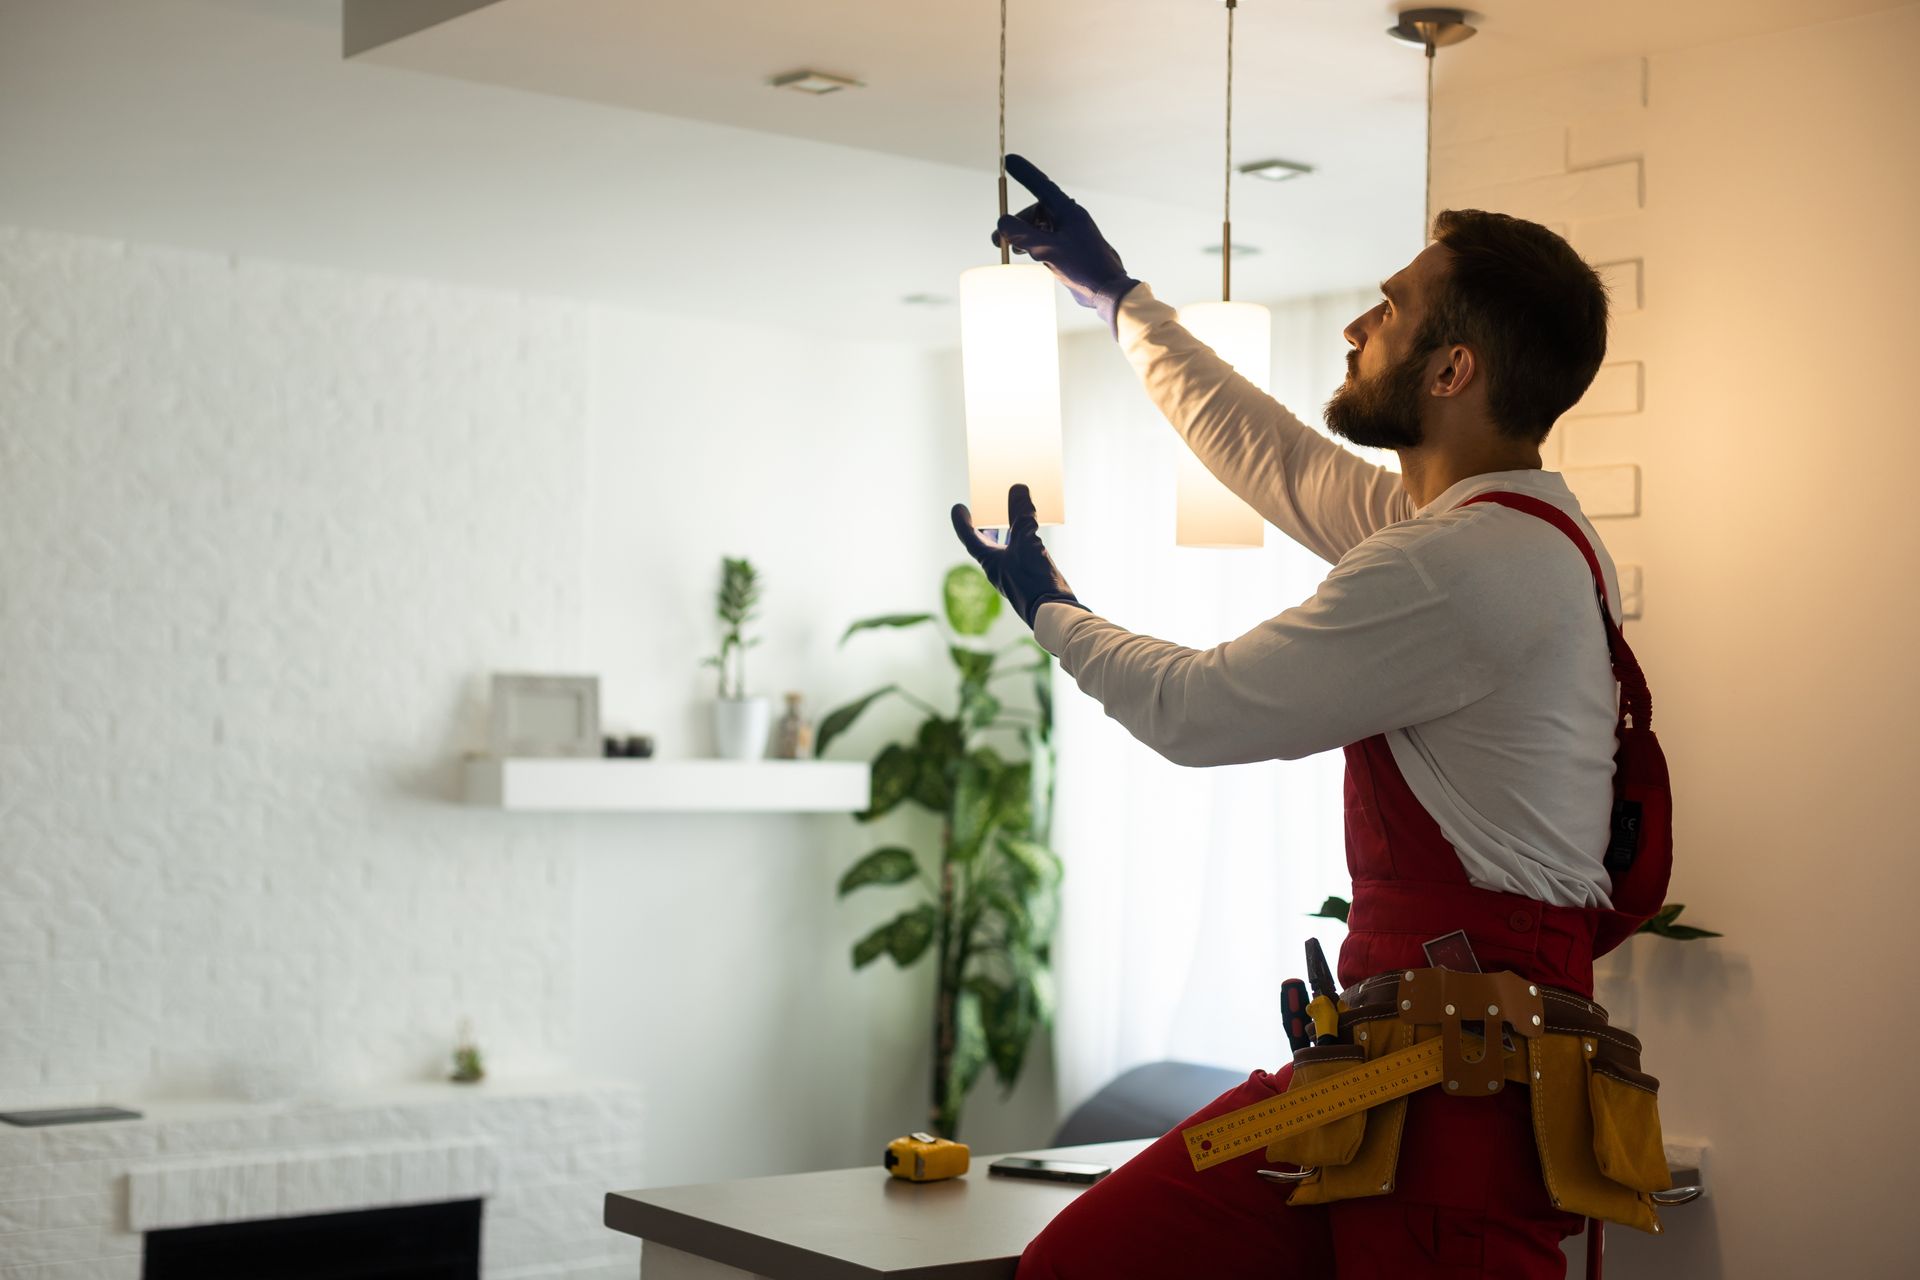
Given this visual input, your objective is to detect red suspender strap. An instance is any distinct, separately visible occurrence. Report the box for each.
[1458,492,1652,733]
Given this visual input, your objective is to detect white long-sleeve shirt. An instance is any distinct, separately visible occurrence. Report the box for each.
[1034,285,1622,908]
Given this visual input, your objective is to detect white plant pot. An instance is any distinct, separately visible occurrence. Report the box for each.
[712,696,772,760]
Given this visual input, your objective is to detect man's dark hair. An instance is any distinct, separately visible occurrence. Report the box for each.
[1422,209,1610,444]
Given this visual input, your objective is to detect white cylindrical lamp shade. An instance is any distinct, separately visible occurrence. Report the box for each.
[959,263,1065,528]
[1174,300,1271,548]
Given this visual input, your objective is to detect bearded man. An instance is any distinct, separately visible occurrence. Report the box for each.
[952,156,1669,1279]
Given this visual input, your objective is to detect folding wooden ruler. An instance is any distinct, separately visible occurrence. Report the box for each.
[1180,1037,1450,1172]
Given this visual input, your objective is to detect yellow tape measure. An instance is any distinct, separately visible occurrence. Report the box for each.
[1180,1038,1447,1171]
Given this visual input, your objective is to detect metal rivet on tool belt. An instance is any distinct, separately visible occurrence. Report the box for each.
[1534,1070,1542,1080]
[1584,1041,1595,1054]
[1380,1182,1392,1192]
[1444,1003,1456,1015]
[1532,1015,1542,1026]
[1404,971,1416,981]
[1487,1080,1499,1091]
[1529,986,1539,996]
[1401,1000,1412,1011]
[1358,1029,1368,1042]
[1446,1080,1459,1091]
[1487,1004,1499,1016]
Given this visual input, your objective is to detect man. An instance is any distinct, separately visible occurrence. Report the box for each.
[952,157,1661,1277]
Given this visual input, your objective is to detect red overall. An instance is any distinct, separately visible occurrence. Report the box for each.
[1017,494,1670,1279]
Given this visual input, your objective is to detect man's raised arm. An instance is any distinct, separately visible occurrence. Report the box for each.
[1117,286,1411,564]
[994,154,1411,564]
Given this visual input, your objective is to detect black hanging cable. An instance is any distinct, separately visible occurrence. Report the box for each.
[998,0,1010,266]
[1222,0,1237,301]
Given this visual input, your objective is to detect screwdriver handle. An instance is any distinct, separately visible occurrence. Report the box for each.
[1281,978,1314,1051]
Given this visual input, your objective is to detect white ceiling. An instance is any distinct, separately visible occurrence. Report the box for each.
[0,0,1900,346]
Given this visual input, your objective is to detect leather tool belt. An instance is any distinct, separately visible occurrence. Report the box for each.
[1266,967,1671,1234]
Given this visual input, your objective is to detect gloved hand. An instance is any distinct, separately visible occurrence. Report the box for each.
[951,484,1090,630]
[992,154,1139,337]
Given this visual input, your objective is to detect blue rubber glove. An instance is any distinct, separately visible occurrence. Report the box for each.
[951,484,1090,631]
[992,154,1139,338]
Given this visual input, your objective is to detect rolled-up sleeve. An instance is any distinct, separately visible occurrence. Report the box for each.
[1032,543,1499,766]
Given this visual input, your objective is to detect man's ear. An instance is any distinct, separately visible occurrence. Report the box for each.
[1431,343,1478,399]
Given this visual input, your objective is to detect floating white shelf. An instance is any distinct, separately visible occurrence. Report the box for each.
[463,757,871,814]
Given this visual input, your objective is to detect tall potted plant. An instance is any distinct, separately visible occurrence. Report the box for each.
[704,556,768,759]
[819,565,1061,1139]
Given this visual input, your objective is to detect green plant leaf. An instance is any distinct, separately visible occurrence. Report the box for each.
[851,919,894,969]
[1643,903,1686,930]
[949,644,996,685]
[943,565,1002,637]
[837,847,920,897]
[1033,659,1054,741]
[960,684,1002,732]
[910,719,964,813]
[1649,923,1723,940]
[944,983,990,1118]
[887,904,940,966]
[1024,726,1052,841]
[1636,903,1721,939]
[950,750,1005,860]
[816,685,898,759]
[996,835,1063,890]
[860,743,919,823]
[1309,895,1351,923]
[1028,965,1057,1026]
[975,976,1033,1087]
[840,613,935,646]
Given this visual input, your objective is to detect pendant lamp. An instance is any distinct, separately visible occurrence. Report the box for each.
[1175,0,1267,549]
[959,0,1064,530]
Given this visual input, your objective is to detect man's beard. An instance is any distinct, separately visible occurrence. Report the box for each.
[1324,344,1432,449]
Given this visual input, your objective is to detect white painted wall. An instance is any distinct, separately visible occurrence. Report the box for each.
[1433,8,1920,1276]
[571,305,1062,1185]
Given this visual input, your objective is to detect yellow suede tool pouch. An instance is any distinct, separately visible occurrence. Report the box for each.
[1261,1042,1371,1170]
[1529,1028,1670,1234]
[1276,1017,1418,1206]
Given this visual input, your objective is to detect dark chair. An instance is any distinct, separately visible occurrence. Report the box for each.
[1049,1060,1246,1147]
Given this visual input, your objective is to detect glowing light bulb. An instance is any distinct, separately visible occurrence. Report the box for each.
[958,262,1065,528]
[1174,300,1270,547]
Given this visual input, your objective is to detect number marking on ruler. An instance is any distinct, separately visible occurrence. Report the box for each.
[1181,1038,1447,1171]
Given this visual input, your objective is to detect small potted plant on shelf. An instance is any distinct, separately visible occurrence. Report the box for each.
[704,556,768,760]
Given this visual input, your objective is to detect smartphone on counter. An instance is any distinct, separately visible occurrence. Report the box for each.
[986,1156,1113,1185]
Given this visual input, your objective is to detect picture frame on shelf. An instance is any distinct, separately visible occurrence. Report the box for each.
[488,673,601,758]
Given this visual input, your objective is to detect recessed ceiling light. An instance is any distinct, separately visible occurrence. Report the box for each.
[901,293,952,307]
[1201,243,1261,257]
[769,69,864,95]
[1239,158,1314,183]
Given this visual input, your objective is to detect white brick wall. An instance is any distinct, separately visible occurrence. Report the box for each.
[1430,55,1650,609]
[0,226,634,1274]
[0,226,583,1105]
[0,1081,643,1279]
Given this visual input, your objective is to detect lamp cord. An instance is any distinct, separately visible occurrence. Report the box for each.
[1223,0,1236,301]
[1424,41,1435,242]
[998,0,1010,266]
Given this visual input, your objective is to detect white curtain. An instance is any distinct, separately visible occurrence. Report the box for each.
[1044,287,1384,1115]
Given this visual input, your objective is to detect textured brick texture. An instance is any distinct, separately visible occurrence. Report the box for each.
[1430,56,1650,546]
[0,225,628,1272]
[0,1084,643,1278]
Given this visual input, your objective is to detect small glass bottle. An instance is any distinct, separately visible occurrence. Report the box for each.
[772,692,815,760]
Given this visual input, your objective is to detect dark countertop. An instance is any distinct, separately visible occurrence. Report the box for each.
[604,1139,1155,1279]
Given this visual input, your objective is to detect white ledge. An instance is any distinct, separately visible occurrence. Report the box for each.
[463,758,871,813]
